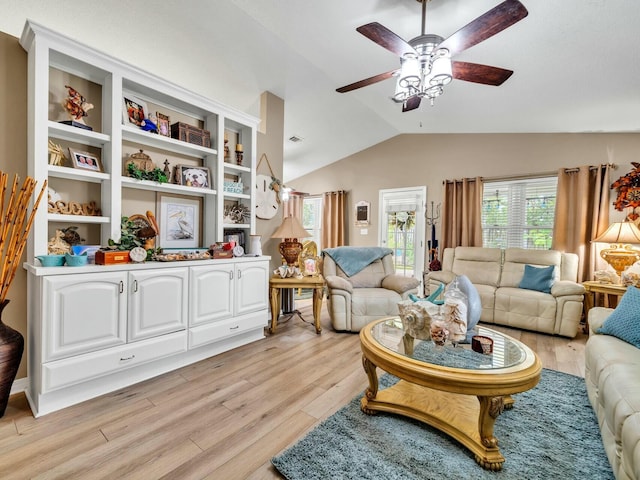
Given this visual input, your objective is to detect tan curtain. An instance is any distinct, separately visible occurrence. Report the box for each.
[552,164,612,282]
[440,177,484,252]
[322,191,346,248]
[283,193,304,220]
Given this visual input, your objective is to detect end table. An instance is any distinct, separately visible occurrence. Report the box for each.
[269,275,324,334]
[582,280,627,332]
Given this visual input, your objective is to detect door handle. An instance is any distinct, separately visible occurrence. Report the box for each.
[119,281,124,293]
[133,279,138,292]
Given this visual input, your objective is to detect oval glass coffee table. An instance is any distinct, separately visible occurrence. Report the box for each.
[359,317,542,471]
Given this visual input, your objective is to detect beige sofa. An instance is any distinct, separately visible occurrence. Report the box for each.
[323,248,420,332]
[426,247,585,337]
[585,307,640,480]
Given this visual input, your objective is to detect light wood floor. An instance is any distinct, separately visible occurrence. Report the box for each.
[0,299,587,480]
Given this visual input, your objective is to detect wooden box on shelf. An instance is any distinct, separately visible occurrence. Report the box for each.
[95,250,131,265]
[170,122,211,148]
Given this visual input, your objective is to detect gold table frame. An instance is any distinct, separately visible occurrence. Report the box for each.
[268,275,324,334]
[359,318,542,471]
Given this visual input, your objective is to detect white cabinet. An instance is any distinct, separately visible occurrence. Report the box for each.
[26,258,269,417]
[235,261,270,315]
[21,19,270,418]
[128,268,188,342]
[43,271,126,362]
[188,260,269,349]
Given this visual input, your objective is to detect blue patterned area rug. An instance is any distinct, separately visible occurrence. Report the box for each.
[272,369,613,480]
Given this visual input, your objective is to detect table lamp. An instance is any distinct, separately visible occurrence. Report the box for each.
[271,215,311,266]
[593,221,640,277]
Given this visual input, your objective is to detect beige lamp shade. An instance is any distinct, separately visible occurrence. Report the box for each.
[271,215,311,240]
[593,221,640,278]
[271,215,311,266]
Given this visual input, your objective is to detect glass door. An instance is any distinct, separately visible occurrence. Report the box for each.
[378,187,426,283]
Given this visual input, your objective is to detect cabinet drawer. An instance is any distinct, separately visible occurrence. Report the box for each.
[188,310,266,349]
[42,331,187,392]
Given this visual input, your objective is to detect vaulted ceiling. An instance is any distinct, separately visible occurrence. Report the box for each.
[2,1,639,181]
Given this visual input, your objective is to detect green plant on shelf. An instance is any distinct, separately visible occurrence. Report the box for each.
[126,163,168,183]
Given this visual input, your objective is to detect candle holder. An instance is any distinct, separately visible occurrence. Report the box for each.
[235,144,243,166]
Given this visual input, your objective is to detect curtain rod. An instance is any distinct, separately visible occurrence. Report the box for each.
[443,164,617,184]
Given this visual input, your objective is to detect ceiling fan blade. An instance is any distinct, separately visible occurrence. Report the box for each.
[402,96,421,112]
[452,61,513,86]
[356,22,417,58]
[336,69,398,93]
[437,0,528,57]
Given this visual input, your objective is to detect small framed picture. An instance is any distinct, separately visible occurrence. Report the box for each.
[123,95,148,127]
[68,148,103,172]
[157,112,171,137]
[355,200,370,226]
[175,164,212,189]
[300,253,321,277]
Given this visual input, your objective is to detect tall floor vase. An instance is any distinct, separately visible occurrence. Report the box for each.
[0,300,23,417]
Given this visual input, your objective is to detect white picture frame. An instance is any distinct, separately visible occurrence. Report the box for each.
[355,200,370,226]
[157,194,201,248]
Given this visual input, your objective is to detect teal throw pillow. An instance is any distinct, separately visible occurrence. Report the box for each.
[519,264,555,293]
[598,286,640,348]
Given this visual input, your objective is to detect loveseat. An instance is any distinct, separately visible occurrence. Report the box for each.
[323,247,420,332]
[426,247,585,338]
[585,306,640,480]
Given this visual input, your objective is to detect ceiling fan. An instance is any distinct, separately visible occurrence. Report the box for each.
[336,0,528,112]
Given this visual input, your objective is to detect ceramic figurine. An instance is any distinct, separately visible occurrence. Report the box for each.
[62,85,93,125]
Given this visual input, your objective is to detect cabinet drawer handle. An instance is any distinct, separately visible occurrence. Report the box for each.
[237,269,242,279]
[229,270,233,280]
[119,281,124,293]
[120,354,136,362]
[133,280,138,292]
[230,325,239,330]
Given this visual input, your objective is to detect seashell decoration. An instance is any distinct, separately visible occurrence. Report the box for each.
[398,300,433,340]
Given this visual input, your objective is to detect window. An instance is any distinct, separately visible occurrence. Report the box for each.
[481,177,558,249]
[303,196,322,250]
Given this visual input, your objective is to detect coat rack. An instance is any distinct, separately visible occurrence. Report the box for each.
[425,201,441,269]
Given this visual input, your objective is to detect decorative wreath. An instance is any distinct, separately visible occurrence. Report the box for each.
[611,162,640,220]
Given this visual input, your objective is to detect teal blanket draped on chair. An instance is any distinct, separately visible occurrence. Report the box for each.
[322,247,393,277]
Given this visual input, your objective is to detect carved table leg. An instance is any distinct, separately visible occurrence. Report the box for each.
[476,395,505,471]
[312,286,323,334]
[268,286,280,334]
[360,355,379,415]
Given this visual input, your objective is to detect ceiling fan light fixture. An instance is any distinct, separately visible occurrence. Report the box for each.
[429,55,453,86]
[398,56,421,88]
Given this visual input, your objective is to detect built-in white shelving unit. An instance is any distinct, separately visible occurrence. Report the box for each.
[20,20,269,417]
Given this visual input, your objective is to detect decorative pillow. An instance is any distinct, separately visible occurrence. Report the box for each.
[519,264,555,293]
[597,286,640,348]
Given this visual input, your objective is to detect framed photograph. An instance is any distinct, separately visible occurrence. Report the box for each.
[68,147,103,172]
[157,112,171,137]
[157,194,202,248]
[300,253,321,277]
[355,200,370,226]
[122,95,148,127]
[175,164,212,189]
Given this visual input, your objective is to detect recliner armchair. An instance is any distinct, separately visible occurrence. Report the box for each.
[323,247,420,332]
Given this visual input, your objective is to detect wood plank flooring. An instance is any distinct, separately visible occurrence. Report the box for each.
[0,299,587,479]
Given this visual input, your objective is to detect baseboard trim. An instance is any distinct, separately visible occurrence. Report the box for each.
[10,377,28,396]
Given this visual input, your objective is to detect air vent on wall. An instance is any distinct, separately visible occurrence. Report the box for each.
[288,135,303,143]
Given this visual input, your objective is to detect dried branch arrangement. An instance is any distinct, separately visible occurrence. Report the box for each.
[0,171,47,302]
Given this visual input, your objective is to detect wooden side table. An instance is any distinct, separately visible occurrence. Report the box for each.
[582,281,627,332]
[269,275,324,334]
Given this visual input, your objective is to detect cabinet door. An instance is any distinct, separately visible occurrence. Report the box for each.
[235,261,269,316]
[189,264,234,326]
[128,268,188,342]
[43,272,127,362]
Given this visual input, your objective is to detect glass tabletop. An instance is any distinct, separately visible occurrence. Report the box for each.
[369,317,527,371]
